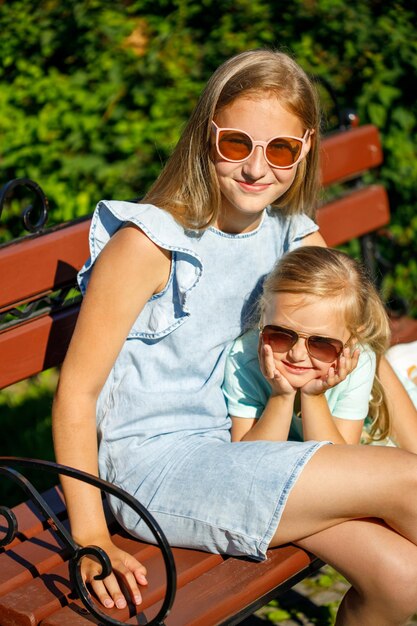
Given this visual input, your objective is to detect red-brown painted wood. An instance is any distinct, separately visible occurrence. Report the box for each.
[320,124,383,186]
[0,218,90,311]
[316,184,390,247]
[0,307,79,388]
[0,486,65,550]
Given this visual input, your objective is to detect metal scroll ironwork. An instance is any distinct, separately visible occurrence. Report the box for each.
[0,285,82,331]
[0,178,49,233]
[0,457,176,626]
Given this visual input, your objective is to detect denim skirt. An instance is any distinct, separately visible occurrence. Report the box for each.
[107,436,327,561]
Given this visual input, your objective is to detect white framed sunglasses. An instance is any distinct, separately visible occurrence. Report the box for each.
[211,121,311,169]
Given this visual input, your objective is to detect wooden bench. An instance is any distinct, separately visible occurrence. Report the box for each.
[0,120,415,626]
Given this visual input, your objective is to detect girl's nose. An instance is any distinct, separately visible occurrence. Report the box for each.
[288,337,309,361]
[241,146,269,179]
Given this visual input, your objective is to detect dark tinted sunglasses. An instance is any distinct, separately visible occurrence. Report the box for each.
[260,324,346,363]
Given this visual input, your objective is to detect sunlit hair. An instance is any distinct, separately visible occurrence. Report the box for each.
[259,246,392,442]
[143,49,321,229]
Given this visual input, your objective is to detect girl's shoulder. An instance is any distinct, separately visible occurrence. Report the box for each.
[264,208,319,245]
[88,200,198,256]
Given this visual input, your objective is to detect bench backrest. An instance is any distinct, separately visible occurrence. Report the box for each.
[0,124,390,389]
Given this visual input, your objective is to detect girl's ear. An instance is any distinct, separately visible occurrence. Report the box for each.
[303,128,315,158]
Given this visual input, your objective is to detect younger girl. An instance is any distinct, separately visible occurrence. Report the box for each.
[224,246,392,446]
[52,48,417,625]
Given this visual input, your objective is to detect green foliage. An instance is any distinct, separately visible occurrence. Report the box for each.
[259,565,348,624]
[0,0,416,290]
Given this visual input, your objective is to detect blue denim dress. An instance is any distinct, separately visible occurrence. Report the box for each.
[78,200,328,560]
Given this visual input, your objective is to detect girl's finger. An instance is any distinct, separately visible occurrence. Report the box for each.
[262,344,276,379]
[336,355,347,380]
[326,366,336,385]
[122,552,148,584]
[90,574,126,609]
[119,569,143,606]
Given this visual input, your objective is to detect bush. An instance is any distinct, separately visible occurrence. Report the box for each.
[0,0,416,311]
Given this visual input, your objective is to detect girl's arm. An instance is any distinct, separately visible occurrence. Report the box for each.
[231,341,295,441]
[231,398,363,444]
[301,348,368,445]
[230,342,361,444]
[300,393,364,444]
[378,355,417,453]
[52,224,171,609]
[231,394,295,441]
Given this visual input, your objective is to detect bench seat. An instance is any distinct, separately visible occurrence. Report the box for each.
[0,486,321,626]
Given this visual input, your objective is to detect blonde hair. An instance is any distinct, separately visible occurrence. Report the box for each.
[260,246,392,442]
[143,49,321,229]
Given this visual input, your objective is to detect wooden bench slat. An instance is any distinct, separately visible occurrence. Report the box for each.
[0,219,90,310]
[36,547,317,626]
[316,184,390,247]
[320,124,383,186]
[0,307,79,388]
[146,547,318,626]
[2,544,221,626]
[0,525,68,597]
[0,486,65,550]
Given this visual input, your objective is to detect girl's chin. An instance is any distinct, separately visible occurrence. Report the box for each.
[288,377,317,389]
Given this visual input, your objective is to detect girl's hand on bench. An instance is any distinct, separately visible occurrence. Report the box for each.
[81,537,148,609]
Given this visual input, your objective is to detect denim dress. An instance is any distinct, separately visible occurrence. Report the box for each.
[78,200,328,560]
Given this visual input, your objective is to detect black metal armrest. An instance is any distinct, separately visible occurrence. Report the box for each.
[0,457,176,626]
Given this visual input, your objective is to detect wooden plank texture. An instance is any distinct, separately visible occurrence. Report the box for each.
[0,218,90,310]
[320,124,383,186]
[316,184,390,247]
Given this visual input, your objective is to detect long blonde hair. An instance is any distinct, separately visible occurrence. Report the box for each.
[144,49,321,229]
[260,246,391,442]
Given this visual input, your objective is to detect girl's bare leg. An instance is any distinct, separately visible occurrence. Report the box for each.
[270,445,417,625]
[272,444,417,545]
[296,519,417,626]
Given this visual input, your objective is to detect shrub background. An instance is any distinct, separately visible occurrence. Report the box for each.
[1,0,417,312]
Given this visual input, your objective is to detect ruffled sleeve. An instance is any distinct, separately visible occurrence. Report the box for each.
[282,211,319,251]
[78,200,203,339]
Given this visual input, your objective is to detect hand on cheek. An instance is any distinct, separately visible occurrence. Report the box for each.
[258,342,296,397]
[301,347,361,395]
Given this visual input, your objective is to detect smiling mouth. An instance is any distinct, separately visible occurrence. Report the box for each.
[282,361,314,374]
[237,181,271,192]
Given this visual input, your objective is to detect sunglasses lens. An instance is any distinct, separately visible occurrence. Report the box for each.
[266,138,303,167]
[307,337,343,362]
[262,327,296,352]
[218,130,252,161]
